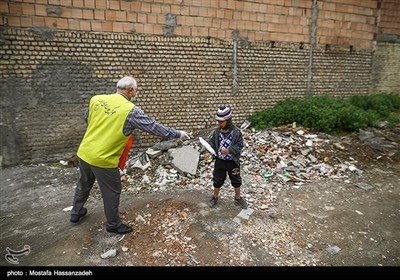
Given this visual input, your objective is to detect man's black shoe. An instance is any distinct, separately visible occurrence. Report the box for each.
[70,207,87,223]
[106,224,133,235]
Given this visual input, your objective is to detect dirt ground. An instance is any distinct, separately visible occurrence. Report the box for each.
[0,126,399,270]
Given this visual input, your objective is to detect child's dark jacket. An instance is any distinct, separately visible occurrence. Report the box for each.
[207,125,244,165]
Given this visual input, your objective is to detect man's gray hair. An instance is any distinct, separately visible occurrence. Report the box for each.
[117,76,137,90]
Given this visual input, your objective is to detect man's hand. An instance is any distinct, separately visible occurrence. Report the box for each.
[179,130,190,140]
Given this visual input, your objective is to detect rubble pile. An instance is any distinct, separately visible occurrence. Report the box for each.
[125,202,199,266]
[123,124,363,210]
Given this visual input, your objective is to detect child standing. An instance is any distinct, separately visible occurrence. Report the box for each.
[207,106,248,209]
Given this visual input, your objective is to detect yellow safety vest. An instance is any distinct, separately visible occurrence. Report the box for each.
[77,93,134,168]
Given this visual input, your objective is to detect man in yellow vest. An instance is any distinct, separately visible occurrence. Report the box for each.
[70,76,190,234]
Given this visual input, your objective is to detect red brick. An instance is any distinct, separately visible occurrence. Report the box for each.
[133,23,144,33]
[262,33,271,41]
[127,12,137,22]
[71,8,83,18]
[80,20,91,31]
[210,1,218,8]
[0,2,9,13]
[91,21,102,31]
[120,1,130,11]
[94,10,105,20]
[241,11,251,21]
[195,17,204,27]
[212,18,221,28]
[157,14,165,24]
[130,2,141,12]
[35,4,47,16]
[175,26,191,36]
[151,3,161,13]
[45,17,57,28]
[137,13,147,23]
[207,8,217,18]
[84,0,95,9]
[105,10,116,21]
[122,22,134,33]
[7,16,21,26]
[161,5,170,14]
[199,7,207,17]
[180,5,189,15]
[185,16,195,26]
[203,17,212,28]
[73,0,84,8]
[113,22,124,32]
[115,11,127,22]
[32,16,45,25]
[20,16,33,27]
[56,18,68,29]
[109,0,120,10]
[217,28,226,38]
[142,2,151,13]
[189,6,199,16]
[68,19,80,29]
[9,3,22,14]
[224,9,233,19]
[192,0,203,7]
[153,24,163,35]
[102,21,113,32]
[227,0,235,10]
[48,0,62,5]
[147,14,157,24]
[82,9,94,19]
[96,0,107,10]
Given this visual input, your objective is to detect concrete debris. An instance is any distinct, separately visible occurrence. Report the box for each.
[122,124,371,211]
[152,140,178,151]
[121,246,129,252]
[135,214,146,223]
[129,153,151,171]
[62,206,73,212]
[233,208,255,225]
[358,129,398,151]
[240,120,251,130]
[268,207,278,218]
[170,146,200,176]
[326,246,341,255]
[100,249,117,259]
[354,182,374,190]
[146,148,162,159]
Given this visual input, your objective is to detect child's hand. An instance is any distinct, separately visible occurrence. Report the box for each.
[221,147,229,155]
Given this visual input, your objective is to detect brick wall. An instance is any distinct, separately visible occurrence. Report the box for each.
[0,28,374,166]
[378,0,400,40]
[372,0,400,94]
[0,0,387,48]
[0,0,399,166]
[370,43,400,93]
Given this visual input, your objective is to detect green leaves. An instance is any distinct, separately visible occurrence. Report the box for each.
[249,93,400,133]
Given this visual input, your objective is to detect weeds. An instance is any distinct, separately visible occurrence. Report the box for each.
[249,93,400,133]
